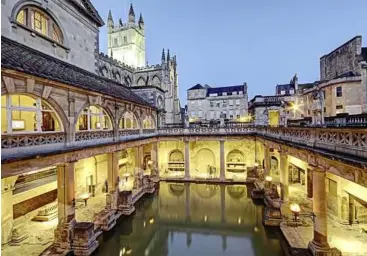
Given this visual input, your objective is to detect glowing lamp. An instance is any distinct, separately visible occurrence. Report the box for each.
[290,203,301,222]
[147,160,153,165]
[149,218,154,224]
[265,176,272,182]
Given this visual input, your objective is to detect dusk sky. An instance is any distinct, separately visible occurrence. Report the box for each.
[92,0,367,104]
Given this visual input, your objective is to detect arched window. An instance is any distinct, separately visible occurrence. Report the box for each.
[143,115,154,129]
[1,94,62,134]
[119,112,138,129]
[15,6,63,44]
[77,105,112,131]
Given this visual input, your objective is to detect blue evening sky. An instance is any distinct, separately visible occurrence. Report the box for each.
[92,0,367,105]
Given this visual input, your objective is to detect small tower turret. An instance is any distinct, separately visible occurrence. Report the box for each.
[119,18,123,27]
[107,10,114,31]
[138,13,144,29]
[161,48,166,64]
[167,49,170,62]
[128,4,135,23]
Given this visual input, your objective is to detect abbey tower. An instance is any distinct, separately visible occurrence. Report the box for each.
[107,4,145,68]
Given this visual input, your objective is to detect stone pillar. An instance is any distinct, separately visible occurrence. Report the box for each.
[279,151,289,202]
[138,145,144,173]
[106,152,119,210]
[184,140,190,179]
[151,142,158,177]
[219,140,225,181]
[54,162,76,251]
[308,166,331,255]
[1,176,18,245]
[361,64,367,113]
[107,152,119,192]
[264,144,271,176]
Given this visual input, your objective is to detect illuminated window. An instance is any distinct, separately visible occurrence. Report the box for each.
[143,116,154,129]
[77,105,111,131]
[119,111,138,129]
[1,94,62,134]
[15,7,63,44]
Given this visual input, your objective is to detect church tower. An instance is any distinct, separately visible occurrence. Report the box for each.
[107,4,146,68]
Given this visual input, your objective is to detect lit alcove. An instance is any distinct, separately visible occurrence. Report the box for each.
[1,94,63,134]
[76,105,112,131]
[168,149,184,172]
[226,150,247,181]
[193,148,216,179]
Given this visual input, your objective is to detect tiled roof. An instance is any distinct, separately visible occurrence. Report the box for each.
[1,37,153,108]
[362,47,367,62]
[188,84,206,90]
[207,85,244,96]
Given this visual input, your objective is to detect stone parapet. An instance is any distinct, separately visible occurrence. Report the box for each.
[72,222,100,256]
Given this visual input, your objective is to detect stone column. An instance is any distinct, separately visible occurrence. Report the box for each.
[308,166,330,254]
[264,144,271,176]
[138,145,144,173]
[361,63,367,113]
[219,140,225,181]
[1,176,18,245]
[151,142,158,177]
[107,152,119,192]
[55,162,76,251]
[106,152,119,210]
[184,140,190,179]
[279,151,289,202]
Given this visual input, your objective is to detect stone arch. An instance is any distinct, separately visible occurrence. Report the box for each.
[113,70,121,83]
[11,0,70,47]
[74,103,115,131]
[227,185,247,199]
[226,149,245,163]
[99,65,110,78]
[141,113,156,129]
[168,183,185,197]
[124,76,132,87]
[137,77,146,86]
[151,75,161,87]
[1,92,68,133]
[168,149,184,162]
[195,148,215,173]
[119,110,140,129]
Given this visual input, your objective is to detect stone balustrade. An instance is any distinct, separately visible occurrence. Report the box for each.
[2,125,365,161]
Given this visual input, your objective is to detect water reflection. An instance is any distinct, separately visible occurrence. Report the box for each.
[97,183,283,256]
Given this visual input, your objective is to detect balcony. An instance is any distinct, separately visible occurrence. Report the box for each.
[2,124,366,162]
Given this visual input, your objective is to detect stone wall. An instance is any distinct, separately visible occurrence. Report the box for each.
[1,0,99,73]
[320,36,362,81]
[13,189,57,219]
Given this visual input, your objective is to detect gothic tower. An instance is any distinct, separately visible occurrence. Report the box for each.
[107,4,146,68]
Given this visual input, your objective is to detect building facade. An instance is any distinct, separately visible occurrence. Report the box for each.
[98,5,182,125]
[187,83,248,122]
[299,36,367,124]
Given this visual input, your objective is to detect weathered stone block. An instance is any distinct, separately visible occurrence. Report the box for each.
[72,222,99,256]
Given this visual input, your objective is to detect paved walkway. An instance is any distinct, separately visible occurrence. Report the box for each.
[281,183,367,256]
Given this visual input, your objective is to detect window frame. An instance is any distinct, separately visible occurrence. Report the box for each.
[14,6,64,45]
[1,94,63,134]
[77,105,112,131]
[336,86,342,97]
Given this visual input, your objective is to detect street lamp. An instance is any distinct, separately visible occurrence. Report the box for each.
[290,203,316,224]
[265,175,272,188]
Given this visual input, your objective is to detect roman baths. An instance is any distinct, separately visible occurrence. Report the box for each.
[1,0,367,255]
[1,71,367,255]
